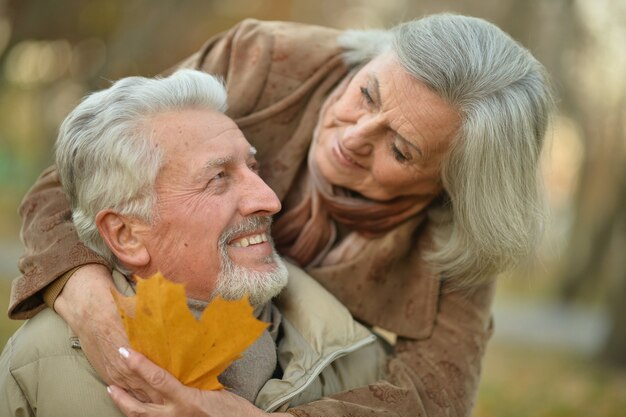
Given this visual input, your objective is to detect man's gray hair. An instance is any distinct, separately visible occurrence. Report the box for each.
[55,69,228,267]
[340,14,554,284]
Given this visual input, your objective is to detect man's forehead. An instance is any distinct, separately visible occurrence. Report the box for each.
[150,108,237,140]
[152,109,252,157]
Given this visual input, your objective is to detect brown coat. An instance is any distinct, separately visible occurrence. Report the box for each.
[9,19,495,417]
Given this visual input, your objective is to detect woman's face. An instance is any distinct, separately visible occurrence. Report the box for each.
[314,53,460,202]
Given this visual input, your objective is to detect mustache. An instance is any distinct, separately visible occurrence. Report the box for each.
[218,216,273,246]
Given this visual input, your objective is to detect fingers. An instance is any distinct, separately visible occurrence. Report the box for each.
[110,357,269,417]
[88,339,155,402]
[95,331,157,401]
[118,347,180,403]
[107,385,160,417]
[78,314,155,401]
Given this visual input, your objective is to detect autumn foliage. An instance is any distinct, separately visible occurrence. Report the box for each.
[112,273,268,390]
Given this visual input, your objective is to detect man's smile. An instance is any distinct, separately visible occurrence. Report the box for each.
[230,232,269,248]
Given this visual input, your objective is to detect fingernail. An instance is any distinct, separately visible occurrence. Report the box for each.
[107,386,112,394]
[118,347,130,359]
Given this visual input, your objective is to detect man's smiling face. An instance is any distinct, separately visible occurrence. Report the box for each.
[138,108,284,302]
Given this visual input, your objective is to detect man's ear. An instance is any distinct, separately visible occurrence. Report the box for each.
[96,210,150,269]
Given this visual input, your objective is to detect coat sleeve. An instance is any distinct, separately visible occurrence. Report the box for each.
[172,19,343,120]
[287,280,496,417]
[8,167,110,319]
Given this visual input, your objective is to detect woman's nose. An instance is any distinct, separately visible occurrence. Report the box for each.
[342,116,381,156]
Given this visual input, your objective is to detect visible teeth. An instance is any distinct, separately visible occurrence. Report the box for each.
[232,233,268,247]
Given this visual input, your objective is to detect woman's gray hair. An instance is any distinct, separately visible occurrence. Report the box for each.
[55,69,227,267]
[339,14,554,284]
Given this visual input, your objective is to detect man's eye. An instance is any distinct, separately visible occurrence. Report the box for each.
[249,161,261,174]
[360,86,375,105]
[212,171,226,181]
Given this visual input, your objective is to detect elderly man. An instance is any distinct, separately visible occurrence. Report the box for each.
[0,69,384,417]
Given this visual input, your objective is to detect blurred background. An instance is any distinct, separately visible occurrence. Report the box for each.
[0,0,624,415]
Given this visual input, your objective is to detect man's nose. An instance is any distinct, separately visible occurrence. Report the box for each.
[342,115,383,156]
[240,171,282,217]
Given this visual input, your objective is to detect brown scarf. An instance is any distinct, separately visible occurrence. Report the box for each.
[273,76,429,268]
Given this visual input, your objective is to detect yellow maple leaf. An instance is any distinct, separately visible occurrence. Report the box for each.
[112,272,269,390]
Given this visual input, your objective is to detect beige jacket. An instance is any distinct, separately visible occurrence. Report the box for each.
[0,263,385,416]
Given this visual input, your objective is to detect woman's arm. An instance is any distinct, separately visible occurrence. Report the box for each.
[53,264,148,396]
[9,166,110,318]
[286,280,496,417]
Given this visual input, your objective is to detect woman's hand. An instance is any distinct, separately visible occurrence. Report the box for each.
[54,264,155,401]
[107,347,291,417]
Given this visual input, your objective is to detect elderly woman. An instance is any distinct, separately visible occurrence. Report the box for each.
[9,14,552,417]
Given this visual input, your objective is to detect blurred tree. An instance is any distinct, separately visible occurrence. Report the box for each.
[600,192,626,367]
[550,0,626,367]
[560,99,626,366]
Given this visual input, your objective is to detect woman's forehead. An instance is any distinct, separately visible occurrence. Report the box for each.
[360,54,460,152]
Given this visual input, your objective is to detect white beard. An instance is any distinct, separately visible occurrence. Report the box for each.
[213,217,288,307]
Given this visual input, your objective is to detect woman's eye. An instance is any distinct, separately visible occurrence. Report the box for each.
[360,86,375,105]
[391,144,410,163]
